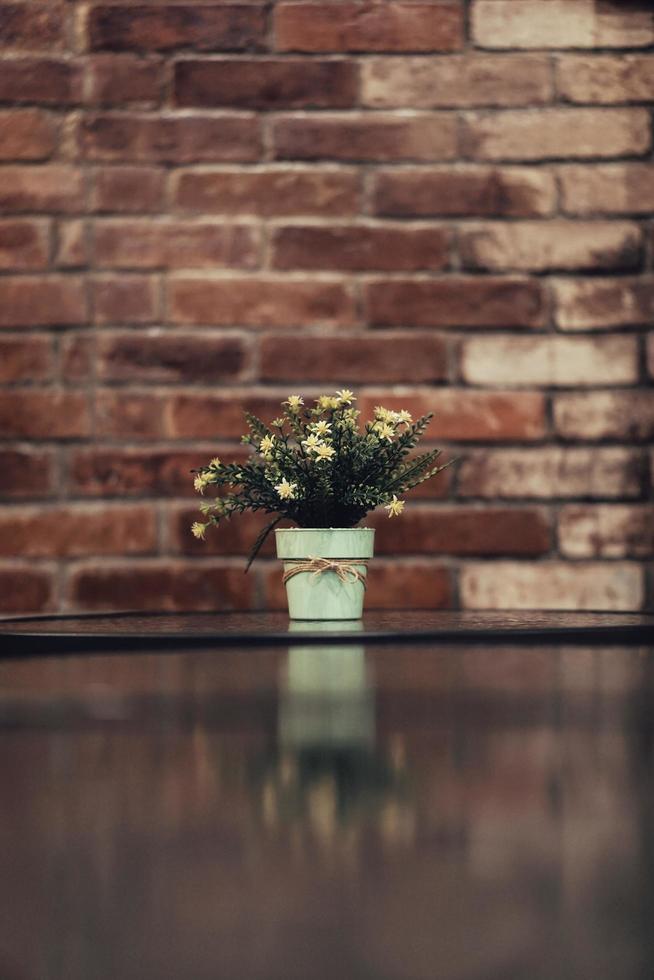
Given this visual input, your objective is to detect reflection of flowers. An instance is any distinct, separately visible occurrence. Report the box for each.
[248,645,417,848]
[254,744,413,847]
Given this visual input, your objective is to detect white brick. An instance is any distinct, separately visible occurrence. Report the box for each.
[472,1,654,50]
[461,336,638,387]
[460,561,644,611]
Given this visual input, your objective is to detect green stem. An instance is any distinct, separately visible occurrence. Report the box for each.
[245,515,283,572]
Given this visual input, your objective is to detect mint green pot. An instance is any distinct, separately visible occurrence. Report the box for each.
[275,528,375,620]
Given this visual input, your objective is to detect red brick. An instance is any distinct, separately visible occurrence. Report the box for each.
[174,59,356,109]
[89,5,266,52]
[0,391,91,438]
[460,561,643,612]
[272,112,458,162]
[91,166,165,213]
[0,276,86,328]
[68,447,248,498]
[558,54,654,103]
[69,561,254,612]
[272,225,449,272]
[0,449,56,499]
[93,219,260,269]
[0,566,52,613]
[168,506,278,557]
[264,559,453,610]
[60,332,94,381]
[368,505,550,556]
[365,277,545,328]
[362,53,552,108]
[554,391,654,442]
[372,166,555,218]
[55,219,88,269]
[92,274,160,324]
[553,276,654,330]
[84,55,163,105]
[0,108,57,160]
[169,277,356,328]
[0,166,85,213]
[0,219,49,270]
[461,336,638,387]
[462,108,650,161]
[0,505,157,558]
[275,3,463,53]
[358,390,546,441]
[97,332,250,383]
[174,168,361,217]
[460,221,642,273]
[648,333,654,381]
[0,335,53,382]
[559,164,654,217]
[558,505,654,559]
[81,113,262,163]
[259,332,447,383]
[165,390,290,439]
[0,58,78,103]
[472,1,654,50]
[365,560,454,609]
[0,4,65,52]
[96,390,165,439]
[457,448,642,499]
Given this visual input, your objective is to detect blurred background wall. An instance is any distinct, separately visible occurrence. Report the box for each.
[0,0,652,615]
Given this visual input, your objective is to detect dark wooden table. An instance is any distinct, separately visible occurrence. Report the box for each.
[1,611,653,980]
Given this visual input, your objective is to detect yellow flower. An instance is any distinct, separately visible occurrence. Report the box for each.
[385,495,405,518]
[313,443,336,461]
[336,389,355,404]
[317,395,338,411]
[285,395,304,412]
[193,473,210,494]
[396,410,413,424]
[210,456,221,468]
[374,405,395,422]
[374,422,395,441]
[275,478,297,500]
[302,434,321,451]
[311,420,331,437]
[191,521,207,539]
[259,435,275,455]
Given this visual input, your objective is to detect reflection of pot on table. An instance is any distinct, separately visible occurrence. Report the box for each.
[279,620,374,750]
[269,625,407,836]
[251,625,413,841]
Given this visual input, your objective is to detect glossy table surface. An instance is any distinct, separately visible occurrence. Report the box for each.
[1,611,653,979]
[0,609,653,654]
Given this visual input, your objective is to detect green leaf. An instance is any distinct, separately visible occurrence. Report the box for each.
[245,515,283,573]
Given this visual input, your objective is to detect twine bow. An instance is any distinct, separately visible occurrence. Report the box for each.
[282,556,369,589]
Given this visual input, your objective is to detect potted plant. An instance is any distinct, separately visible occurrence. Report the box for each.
[191,390,451,620]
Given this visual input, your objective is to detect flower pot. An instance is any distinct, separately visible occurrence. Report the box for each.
[275,528,375,620]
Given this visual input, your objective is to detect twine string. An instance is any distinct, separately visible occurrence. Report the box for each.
[282,556,369,589]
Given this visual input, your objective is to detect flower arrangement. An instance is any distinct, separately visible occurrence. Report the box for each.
[191,390,451,568]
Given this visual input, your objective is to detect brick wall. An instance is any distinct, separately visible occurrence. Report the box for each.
[0,0,652,615]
